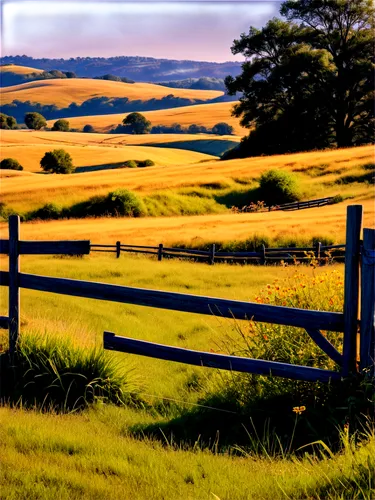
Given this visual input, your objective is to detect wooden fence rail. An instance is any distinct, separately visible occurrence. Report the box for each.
[90,241,346,264]
[0,206,374,385]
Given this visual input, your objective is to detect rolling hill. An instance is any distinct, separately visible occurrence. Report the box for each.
[55,102,245,135]
[0,64,44,76]
[1,78,223,108]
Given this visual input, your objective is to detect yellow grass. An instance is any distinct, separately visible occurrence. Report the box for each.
[1,143,373,211]
[0,198,373,245]
[0,64,44,75]
[0,78,223,108]
[54,102,246,135]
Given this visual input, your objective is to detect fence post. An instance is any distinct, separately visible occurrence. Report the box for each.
[158,244,163,262]
[9,215,20,358]
[360,228,375,375]
[261,244,266,265]
[209,244,215,265]
[116,241,121,259]
[342,205,363,376]
[316,241,321,260]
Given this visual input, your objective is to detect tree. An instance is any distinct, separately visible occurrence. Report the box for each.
[225,0,375,156]
[40,149,75,174]
[83,124,95,133]
[25,112,47,130]
[0,158,23,170]
[212,122,234,135]
[122,112,151,134]
[52,119,70,132]
[0,113,17,129]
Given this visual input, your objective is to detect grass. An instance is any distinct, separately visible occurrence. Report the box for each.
[1,142,373,214]
[0,254,373,499]
[1,78,223,108]
[52,101,246,134]
[0,63,44,75]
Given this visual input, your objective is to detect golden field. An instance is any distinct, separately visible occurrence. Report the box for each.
[0,64,44,75]
[0,78,223,108]
[52,101,246,135]
[1,129,240,161]
[0,197,373,245]
[1,141,373,211]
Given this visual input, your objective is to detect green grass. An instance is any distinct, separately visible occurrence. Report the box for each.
[1,254,373,499]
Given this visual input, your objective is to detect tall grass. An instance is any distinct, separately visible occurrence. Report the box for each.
[0,333,140,411]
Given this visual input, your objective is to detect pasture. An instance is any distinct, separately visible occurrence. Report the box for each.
[0,78,223,108]
[53,101,246,135]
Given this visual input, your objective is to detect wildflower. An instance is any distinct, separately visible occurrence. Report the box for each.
[292,406,306,415]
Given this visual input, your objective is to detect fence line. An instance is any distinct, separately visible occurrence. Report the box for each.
[0,206,373,385]
[90,241,346,264]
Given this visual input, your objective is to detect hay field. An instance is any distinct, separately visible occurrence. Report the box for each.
[0,64,44,75]
[1,143,373,212]
[53,102,246,135]
[1,78,223,108]
[1,129,241,157]
[1,198,373,245]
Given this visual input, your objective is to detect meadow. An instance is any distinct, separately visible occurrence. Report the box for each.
[1,78,223,108]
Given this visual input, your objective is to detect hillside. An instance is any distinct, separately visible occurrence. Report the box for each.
[1,55,242,81]
[1,78,223,108]
[0,64,44,76]
[1,130,241,158]
[57,102,245,135]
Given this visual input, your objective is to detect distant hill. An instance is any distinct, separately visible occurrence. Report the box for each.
[156,77,226,91]
[1,55,242,82]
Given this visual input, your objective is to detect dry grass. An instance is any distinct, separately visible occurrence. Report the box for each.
[53,101,246,135]
[0,64,44,75]
[0,78,223,108]
[0,198,373,245]
[1,142,373,212]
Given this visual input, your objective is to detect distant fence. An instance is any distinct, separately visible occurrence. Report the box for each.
[91,241,346,265]
[234,196,336,214]
[0,206,374,385]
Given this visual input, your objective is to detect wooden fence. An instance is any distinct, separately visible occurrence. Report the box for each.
[0,206,374,384]
[233,196,335,213]
[90,241,345,265]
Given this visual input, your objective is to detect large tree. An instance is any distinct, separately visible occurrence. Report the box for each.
[225,0,374,156]
[122,112,151,134]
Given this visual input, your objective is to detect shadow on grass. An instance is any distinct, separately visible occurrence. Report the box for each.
[75,162,130,173]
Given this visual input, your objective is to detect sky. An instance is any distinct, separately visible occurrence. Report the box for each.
[1,0,281,62]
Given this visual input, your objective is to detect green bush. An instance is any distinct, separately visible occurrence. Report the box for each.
[24,112,46,130]
[71,190,146,218]
[0,158,23,170]
[0,334,139,411]
[83,124,95,133]
[259,169,299,204]
[0,113,17,130]
[52,119,70,132]
[138,159,155,167]
[40,149,75,174]
[29,203,63,220]
[123,160,138,168]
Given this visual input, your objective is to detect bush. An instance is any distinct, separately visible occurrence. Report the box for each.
[259,169,299,204]
[71,189,146,218]
[123,160,138,168]
[122,112,151,134]
[29,203,63,220]
[52,119,70,132]
[0,113,17,130]
[83,124,95,133]
[24,112,47,130]
[40,149,75,174]
[212,122,234,135]
[0,334,139,411]
[138,159,155,168]
[0,158,23,170]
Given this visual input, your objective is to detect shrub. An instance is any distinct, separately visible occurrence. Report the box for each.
[71,190,146,218]
[52,119,70,132]
[212,122,234,135]
[83,124,95,133]
[0,158,23,170]
[259,169,299,204]
[138,159,155,167]
[0,113,17,130]
[40,149,75,174]
[122,112,151,134]
[29,203,63,220]
[0,334,139,411]
[24,112,47,130]
[123,160,138,168]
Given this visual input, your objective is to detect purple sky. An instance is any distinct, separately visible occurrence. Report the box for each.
[1,1,281,62]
